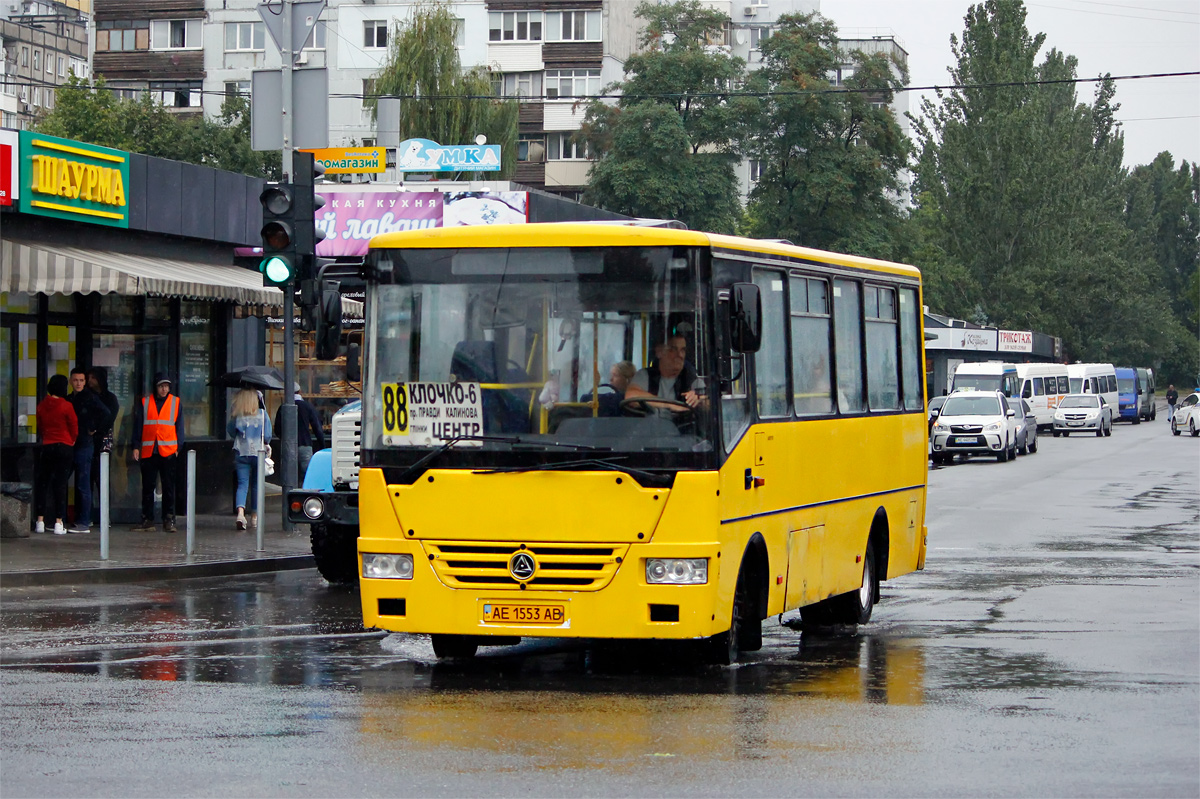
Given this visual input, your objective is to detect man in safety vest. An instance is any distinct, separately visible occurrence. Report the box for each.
[130,373,184,532]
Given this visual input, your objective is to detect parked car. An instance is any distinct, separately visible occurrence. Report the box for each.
[1170,392,1200,437]
[1008,397,1039,455]
[929,390,1019,464]
[928,395,947,436]
[1052,394,1113,437]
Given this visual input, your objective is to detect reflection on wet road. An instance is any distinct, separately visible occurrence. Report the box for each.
[1,421,1197,796]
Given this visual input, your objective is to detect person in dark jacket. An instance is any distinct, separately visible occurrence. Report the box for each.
[86,366,122,520]
[129,373,184,533]
[34,375,78,536]
[68,367,114,533]
[275,384,325,484]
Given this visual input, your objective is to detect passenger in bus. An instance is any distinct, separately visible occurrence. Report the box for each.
[626,336,705,409]
[580,361,636,416]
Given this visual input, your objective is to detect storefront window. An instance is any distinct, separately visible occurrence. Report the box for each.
[146,296,172,321]
[16,323,38,443]
[0,327,12,442]
[1,292,36,313]
[95,294,136,327]
[47,294,73,314]
[47,324,75,383]
[179,302,214,437]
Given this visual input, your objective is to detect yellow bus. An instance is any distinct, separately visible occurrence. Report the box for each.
[353,223,928,662]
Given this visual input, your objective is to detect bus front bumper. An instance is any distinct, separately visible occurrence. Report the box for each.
[358,537,727,642]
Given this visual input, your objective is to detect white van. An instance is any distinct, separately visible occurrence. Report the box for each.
[950,361,1020,398]
[1067,363,1118,413]
[1017,363,1070,427]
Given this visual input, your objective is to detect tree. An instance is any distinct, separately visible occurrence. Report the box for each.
[1123,154,1200,385]
[739,12,911,257]
[912,0,1178,365]
[36,76,279,178]
[368,1,517,179]
[580,1,743,232]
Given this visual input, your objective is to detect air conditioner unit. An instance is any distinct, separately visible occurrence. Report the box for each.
[743,5,757,16]
[294,51,309,65]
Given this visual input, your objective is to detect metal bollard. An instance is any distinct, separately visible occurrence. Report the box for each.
[100,450,110,560]
[256,448,266,552]
[186,449,196,555]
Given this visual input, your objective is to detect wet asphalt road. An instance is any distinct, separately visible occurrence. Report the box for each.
[2,419,1197,797]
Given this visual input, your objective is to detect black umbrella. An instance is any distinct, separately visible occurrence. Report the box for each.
[213,365,286,391]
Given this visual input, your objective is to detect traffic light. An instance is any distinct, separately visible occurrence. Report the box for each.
[259,182,297,287]
[293,153,327,280]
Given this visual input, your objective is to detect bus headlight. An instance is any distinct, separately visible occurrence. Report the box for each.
[362,553,414,580]
[646,558,708,585]
[302,496,325,519]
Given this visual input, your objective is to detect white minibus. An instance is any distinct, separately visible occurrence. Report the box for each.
[1017,363,1070,427]
[950,361,1020,398]
[1067,363,1118,412]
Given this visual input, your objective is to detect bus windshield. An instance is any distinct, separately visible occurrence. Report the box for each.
[361,245,717,474]
[952,375,1002,392]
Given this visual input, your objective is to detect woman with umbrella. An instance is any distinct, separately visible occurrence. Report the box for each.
[226,386,272,531]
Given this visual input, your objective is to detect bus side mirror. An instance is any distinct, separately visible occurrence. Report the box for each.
[729,283,762,353]
[313,280,342,361]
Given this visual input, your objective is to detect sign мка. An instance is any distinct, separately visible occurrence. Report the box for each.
[396,138,500,172]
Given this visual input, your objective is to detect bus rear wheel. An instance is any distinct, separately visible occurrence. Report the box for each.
[431,635,478,659]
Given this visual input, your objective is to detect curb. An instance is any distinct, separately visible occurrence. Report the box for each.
[1,554,316,588]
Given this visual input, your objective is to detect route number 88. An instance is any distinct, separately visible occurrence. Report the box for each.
[383,383,408,434]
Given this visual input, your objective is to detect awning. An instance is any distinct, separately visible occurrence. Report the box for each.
[3,238,283,306]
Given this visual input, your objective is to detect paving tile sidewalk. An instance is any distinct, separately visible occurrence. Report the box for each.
[1,498,315,586]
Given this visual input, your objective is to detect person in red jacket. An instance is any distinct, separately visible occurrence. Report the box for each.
[34,374,79,536]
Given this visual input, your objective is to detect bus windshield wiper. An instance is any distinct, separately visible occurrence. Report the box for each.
[397,436,603,483]
[397,435,516,483]
[474,456,671,486]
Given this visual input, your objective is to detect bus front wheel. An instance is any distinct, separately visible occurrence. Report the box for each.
[310,522,360,586]
[705,563,758,666]
[432,635,478,659]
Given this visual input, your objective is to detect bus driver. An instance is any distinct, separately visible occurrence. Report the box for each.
[625,335,706,410]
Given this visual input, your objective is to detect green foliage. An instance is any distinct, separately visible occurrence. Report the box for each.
[369,1,517,178]
[739,12,912,259]
[913,0,1191,371]
[580,0,743,232]
[36,76,279,178]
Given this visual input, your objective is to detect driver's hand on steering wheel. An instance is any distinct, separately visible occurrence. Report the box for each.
[682,389,707,409]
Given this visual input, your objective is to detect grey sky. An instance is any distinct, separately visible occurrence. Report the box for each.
[821,0,1200,168]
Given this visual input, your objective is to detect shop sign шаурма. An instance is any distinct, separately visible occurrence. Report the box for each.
[18,131,129,228]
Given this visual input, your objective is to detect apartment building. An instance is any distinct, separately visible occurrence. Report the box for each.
[91,0,205,112]
[0,0,90,129]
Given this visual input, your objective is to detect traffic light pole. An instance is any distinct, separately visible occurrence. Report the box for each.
[279,0,297,532]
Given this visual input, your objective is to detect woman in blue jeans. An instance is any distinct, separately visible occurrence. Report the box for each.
[227,388,272,530]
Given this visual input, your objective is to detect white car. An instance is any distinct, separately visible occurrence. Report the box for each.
[1170,392,1200,437]
[929,390,1019,464]
[1052,394,1112,437]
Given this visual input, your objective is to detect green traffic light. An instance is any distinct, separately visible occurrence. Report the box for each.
[261,255,294,284]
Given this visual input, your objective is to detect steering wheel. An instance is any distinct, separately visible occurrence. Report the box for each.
[620,397,694,416]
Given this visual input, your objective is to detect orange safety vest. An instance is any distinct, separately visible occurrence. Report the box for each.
[140,395,180,458]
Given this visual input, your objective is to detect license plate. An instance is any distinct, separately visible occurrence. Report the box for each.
[951,436,980,444]
[481,603,567,625]
[1068,420,1083,426]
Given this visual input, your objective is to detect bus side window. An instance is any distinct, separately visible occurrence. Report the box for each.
[1032,377,1043,396]
[1058,376,1069,394]
[898,287,922,411]
[752,268,789,418]
[865,285,899,410]
[833,279,865,413]
[790,275,833,416]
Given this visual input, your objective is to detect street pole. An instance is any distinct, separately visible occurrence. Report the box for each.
[279,0,297,532]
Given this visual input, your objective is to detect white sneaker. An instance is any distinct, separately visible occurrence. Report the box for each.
[53,522,66,535]
[34,520,45,534]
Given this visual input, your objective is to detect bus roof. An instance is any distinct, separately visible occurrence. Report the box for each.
[368,223,921,280]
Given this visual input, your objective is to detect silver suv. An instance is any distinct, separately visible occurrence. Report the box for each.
[930,389,1020,464]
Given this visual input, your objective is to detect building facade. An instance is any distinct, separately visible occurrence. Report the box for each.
[0,0,91,130]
